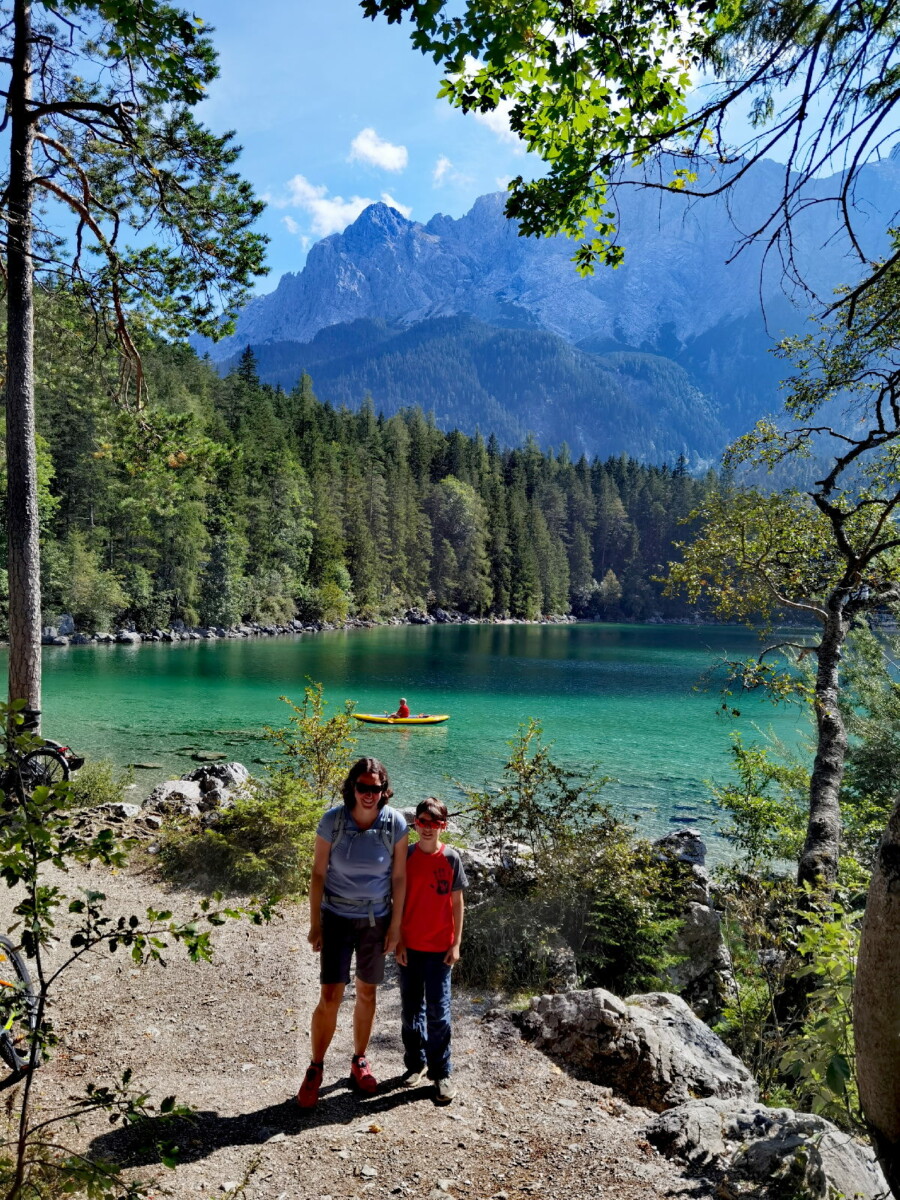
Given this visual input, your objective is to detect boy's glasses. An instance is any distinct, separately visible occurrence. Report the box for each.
[415,818,445,830]
[355,782,385,795]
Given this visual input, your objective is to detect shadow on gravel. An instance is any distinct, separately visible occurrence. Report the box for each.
[87,1076,436,1167]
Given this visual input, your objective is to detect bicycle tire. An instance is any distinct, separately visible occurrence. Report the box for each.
[0,935,39,1073]
[20,748,70,790]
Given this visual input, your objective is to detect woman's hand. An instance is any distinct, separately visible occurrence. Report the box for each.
[444,943,460,967]
[395,941,408,966]
[384,922,401,955]
[308,925,323,953]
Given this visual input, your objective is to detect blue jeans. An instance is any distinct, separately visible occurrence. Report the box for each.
[399,948,452,1078]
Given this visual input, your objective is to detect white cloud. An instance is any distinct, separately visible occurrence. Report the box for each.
[433,154,453,185]
[282,215,300,235]
[460,55,524,150]
[473,101,521,146]
[348,127,408,172]
[381,192,412,218]
[273,174,374,237]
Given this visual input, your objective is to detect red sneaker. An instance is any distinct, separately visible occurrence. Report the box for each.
[296,1061,324,1109]
[350,1054,378,1094]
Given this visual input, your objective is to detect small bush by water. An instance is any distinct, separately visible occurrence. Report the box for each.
[158,684,356,894]
[456,721,689,995]
[66,758,134,809]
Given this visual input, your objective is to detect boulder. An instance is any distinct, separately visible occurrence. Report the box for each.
[142,779,203,819]
[665,901,734,1023]
[115,630,141,644]
[182,762,250,789]
[654,828,733,1021]
[645,1098,887,1200]
[94,802,142,822]
[656,828,707,867]
[70,633,91,645]
[57,614,75,636]
[520,989,757,1112]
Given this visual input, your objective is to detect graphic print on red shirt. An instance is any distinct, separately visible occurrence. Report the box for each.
[401,844,468,952]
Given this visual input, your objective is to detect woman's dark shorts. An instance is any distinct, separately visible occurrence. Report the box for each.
[320,908,390,985]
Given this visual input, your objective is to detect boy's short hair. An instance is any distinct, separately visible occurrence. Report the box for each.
[416,796,448,823]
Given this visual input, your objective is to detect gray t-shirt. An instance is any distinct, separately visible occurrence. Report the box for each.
[316,805,408,919]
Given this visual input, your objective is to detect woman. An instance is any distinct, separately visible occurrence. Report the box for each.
[297,757,408,1109]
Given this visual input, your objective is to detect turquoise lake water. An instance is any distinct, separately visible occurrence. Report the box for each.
[14,623,812,849]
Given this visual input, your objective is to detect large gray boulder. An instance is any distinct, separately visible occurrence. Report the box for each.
[654,828,733,1021]
[142,779,203,819]
[520,989,757,1112]
[181,761,250,790]
[646,1098,888,1200]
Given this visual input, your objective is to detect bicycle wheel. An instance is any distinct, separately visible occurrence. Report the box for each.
[20,748,69,790]
[0,935,39,1073]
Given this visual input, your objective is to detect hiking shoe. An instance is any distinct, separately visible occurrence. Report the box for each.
[296,1061,324,1109]
[350,1054,378,1094]
[435,1076,457,1104]
[402,1064,428,1088]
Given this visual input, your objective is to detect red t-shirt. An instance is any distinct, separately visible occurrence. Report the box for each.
[401,844,467,952]
[397,702,410,718]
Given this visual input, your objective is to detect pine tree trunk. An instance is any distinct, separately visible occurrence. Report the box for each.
[855,798,900,1199]
[797,605,847,889]
[6,0,41,718]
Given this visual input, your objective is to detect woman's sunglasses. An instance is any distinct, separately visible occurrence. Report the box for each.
[355,781,386,795]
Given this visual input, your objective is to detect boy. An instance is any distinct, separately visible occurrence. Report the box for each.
[395,797,467,1104]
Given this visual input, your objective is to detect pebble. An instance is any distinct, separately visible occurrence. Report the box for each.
[267,1132,286,1143]
[359,1164,377,1178]
[220,1184,239,1192]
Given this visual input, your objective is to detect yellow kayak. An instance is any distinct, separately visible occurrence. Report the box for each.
[354,713,450,725]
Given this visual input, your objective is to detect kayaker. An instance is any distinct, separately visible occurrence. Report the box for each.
[389,698,411,719]
[296,757,408,1109]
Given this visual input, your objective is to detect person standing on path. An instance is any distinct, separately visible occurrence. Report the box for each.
[297,757,408,1109]
[396,797,467,1104]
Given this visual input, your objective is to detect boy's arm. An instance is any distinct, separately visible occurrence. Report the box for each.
[308,835,331,952]
[445,890,464,966]
[385,831,409,954]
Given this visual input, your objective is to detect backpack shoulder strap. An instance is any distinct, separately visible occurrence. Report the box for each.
[330,806,347,847]
[378,809,396,855]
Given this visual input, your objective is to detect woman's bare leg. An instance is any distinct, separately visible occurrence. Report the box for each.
[310,982,345,1062]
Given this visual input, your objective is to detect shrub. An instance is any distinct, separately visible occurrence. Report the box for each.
[64,758,134,809]
[158,773,321,895]
[160,682,357,894]
[456,721,689,996]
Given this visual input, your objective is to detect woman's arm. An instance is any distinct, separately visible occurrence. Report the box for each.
[307,835,331,952]
[385,832,409,954]
[445,890,465,966]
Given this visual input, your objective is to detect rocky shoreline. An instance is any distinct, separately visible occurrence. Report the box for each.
[39,607,577,647]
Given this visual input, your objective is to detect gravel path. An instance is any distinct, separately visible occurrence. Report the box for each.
[1,860,706,1200]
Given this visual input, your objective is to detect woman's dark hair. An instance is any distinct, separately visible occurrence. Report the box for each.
[342,757,394,809]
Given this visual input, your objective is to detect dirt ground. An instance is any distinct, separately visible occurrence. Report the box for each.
[0,859,711,1200]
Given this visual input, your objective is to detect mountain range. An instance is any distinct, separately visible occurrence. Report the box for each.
[197,157,900,462]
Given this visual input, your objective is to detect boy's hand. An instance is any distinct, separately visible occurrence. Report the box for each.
[444,944,460,967]
[395,942,408,966]
[384,923,401,955]
[308,925,323,953]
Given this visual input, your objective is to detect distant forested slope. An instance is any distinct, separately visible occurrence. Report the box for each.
[219,315,726,465]
[22,299,719,632]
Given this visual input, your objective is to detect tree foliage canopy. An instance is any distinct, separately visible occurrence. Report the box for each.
[364,0,900,292]
[3,0,267,396]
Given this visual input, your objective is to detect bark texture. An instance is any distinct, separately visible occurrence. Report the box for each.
[798,607,847,889]
[855,798,900,1200]
[6,0,41,717]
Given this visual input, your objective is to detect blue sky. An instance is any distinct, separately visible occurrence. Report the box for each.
[199,0,538,288]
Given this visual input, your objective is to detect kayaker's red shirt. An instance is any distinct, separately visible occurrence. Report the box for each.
[401,843,468,952]
[397,702,410,718]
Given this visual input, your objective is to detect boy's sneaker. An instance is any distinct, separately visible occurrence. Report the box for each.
[435,1076,457,1104]
[350,1054,378,1094]
[402,1064,428,1088]
[296,1061,324,1109]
